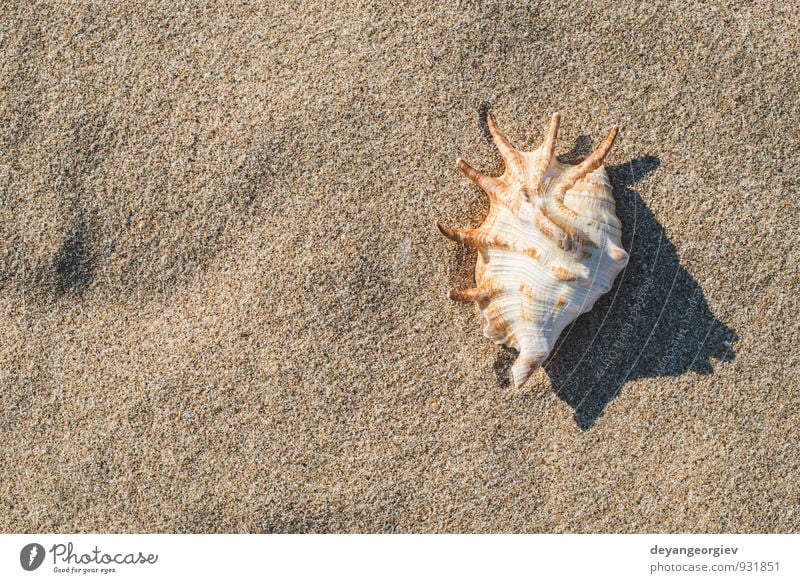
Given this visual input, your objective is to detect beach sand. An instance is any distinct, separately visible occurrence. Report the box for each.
[1,1,798,532]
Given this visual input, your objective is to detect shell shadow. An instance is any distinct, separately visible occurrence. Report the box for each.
[535,149,738,429]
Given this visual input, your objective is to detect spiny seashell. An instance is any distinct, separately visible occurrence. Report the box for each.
[438,112,629,389]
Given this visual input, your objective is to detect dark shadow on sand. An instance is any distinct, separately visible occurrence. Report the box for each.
[493,142,737,429]
[49,217,95,297]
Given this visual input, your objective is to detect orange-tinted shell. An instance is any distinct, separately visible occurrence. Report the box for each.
[439,113,629,388]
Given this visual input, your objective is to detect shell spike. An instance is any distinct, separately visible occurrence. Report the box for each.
[511,349,546,389]
[436,221,461,242]
[456,158,501,198]
[436,222,489,249]
[542,112,561,159]
[486,112,521,173]
[533,112,561,189]
[549,124,619,220]
[570,125,619,184]
[449,283,497,302]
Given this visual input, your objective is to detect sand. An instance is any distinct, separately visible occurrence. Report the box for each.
[1,1,798,533]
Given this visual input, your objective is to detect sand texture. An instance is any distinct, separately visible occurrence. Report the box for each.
[1,1,798,533]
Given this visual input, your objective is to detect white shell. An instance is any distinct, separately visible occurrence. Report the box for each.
[439,113,629,389]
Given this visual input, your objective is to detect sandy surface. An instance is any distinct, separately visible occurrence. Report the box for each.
[1,1,798,532]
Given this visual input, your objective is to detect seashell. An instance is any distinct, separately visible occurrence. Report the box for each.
[438,112,629,389]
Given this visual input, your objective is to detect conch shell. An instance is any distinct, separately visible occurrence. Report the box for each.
[438,112,629,389]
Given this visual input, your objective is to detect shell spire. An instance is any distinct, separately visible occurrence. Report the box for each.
[439,112,629,390]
